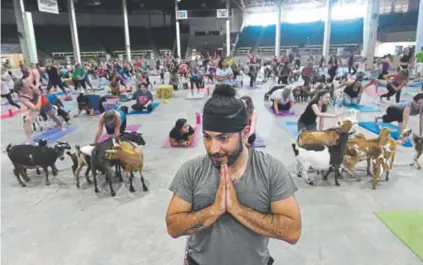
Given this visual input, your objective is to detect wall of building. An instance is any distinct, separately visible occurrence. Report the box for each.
[1,9,173,28]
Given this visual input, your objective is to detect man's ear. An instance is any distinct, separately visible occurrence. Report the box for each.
[241,126,250,139]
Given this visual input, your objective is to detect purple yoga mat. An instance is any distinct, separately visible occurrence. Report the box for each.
[99,124,141,142]
[268,106,295,116]
[162,126,200,148]
[252,135,266,148]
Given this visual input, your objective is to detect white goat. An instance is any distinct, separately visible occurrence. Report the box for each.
[337,109,358,133]
[293,144,331,185]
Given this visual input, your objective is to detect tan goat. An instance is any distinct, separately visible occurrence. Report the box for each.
[298,120,353,147]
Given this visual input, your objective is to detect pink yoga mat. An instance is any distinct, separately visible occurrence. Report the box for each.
[0,108,27,120]
[162,126,200,148]
[363,88,383,96]
[99,124,141,142]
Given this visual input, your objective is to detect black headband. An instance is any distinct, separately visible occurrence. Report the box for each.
[203,114,248,133]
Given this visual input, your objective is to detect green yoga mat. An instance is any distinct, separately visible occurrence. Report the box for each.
[375,210,423,261]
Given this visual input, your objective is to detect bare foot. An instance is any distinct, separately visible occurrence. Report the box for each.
[61,126,66,131]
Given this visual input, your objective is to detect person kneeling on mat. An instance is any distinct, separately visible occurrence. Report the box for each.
[241,96,257,146]
[264,84,286,101]
[338,72,365,105]
[375,93,423,140]
[169,118,195,147]
[380,70,408,103]
[270,88,295,114]
[94,107,128,143]
[74,92,105,117]
[45,93,70,123]
[131,84,154,112]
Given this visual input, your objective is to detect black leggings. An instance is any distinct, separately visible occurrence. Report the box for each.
[73,79,86,91]
[47,79,67,95]
[278,76,288,85]
[328,67,337,83]
[131,103,153,112]
[1,93,21,109]
[190,78,201,90]
[380,83,402,103]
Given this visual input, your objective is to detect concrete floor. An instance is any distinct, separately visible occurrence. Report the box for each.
[1,75,423,265]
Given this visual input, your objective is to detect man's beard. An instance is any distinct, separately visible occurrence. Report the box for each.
[208,135,244,168]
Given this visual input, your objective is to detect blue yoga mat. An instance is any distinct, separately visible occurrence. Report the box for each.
[128,102,160,115]
[344,104,380,112]
[408,82,423,88]
[28,126,78,145]
[56,89,72,96]
[358,121,412,147]
[280,121,298,137]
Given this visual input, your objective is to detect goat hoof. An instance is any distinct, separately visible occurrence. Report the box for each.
[20,183,27,187]
[143,187,149,192]
[111,191,116,197]
[129,186,135,193]
[306,180,314,185]
[76,183,80,188]
[94,188,99,193]
[296,174,302,178]
[45,181,50,186]
[335,182,340,186]
[52,171,58,176]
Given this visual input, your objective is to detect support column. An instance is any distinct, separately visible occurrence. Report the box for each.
[415,0,423,57]
[175,3,181,58]
[226,0,231,57]
[68,0,81,64]
[122,0,132,61]
[275,0,282,57]
[363,0,380,69]
[322,0,332,59]
[13,0,38,65]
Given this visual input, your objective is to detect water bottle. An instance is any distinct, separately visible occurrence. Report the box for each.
[196,112,201,125]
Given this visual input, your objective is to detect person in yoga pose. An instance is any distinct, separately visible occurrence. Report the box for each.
[398,47,412,71]
[240,96,257,146]
[189,66,202,94]
[1,68,21,109]
[72,63,87,92]
[15,78,65,144]
[169,118,195,147]
[380,70,408,103]
[327,55,339,83]
[270,88,295,114]
[375,93,423,139]
[74,92,106,117]
[297,90,342,132]
[165,84,301,265]
[46,60,68,95]
[365,54,392,92]
[215,58,233,85]
[94,107,128,143]
[338,73,364,105]
[131,84,153,112]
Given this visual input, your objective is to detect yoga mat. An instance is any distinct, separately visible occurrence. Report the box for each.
[162,126,200,148]
[344,104,380,112]
[186,92,205,100]
[408,82,423,88]
[363,88,384,96]
[128,102,160,115]
[55,89,72,96]
[268,106,295,116]
[98,124,141,142]
[252,135,266,148]
[0,107,26,120]
[375,210,423,261]
[358,121,412,147]
[280,121,298,137]
[403,91,418,96]
[63,104,75,112]
[28,126,78,145]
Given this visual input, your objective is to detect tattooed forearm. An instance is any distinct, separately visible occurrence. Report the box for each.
[184,225,207,235]
[234,204,295,240]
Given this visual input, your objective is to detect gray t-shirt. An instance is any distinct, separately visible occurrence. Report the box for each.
[394,101,423,116]
[169,149,298,265]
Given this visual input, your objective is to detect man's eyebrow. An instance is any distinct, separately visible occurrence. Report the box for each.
[202,131,229,137]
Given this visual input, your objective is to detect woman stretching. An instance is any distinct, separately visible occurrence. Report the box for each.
[169,118,195,147]
[339,75,364,105]
[327,55,339,83]
[380,70,408,103]
[94,108,128,143]
[297,90,342,132]
[16,78,65,144]
[271,88,295,113]
[375,93,423,138]
[241,96,257,146]
[1,68,21,109]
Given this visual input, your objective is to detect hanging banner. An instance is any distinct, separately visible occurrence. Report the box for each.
[176,10,188,20]
[216,9,229,18]
[38,0,59,14]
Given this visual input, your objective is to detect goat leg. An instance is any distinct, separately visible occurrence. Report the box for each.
[84,165,93,184]
[51,164,58,176]
[74,164,85,188]
[91,163,100,193]
[295,161,302,178]
[43,166,50,185]
[36,167,41,175]
[139,170,148,191]
[334,165,340,186]
[13,168,26,187]
[129,171,135,193]
[414,151,422,169]
[115,164,123,182]
[105,166,116,197]
[323,167,333,181]
[22,169,30,182]
[366,158,372,175]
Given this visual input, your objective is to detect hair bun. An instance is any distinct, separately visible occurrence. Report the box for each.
[212,84,236,98]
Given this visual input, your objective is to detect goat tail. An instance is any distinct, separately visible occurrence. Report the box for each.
[6,144,13,153]
[291,143,299,156]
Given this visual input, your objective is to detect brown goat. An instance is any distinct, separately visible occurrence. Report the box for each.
[342,128,392,189]
[105,141,148,192]
[298,120,353,147]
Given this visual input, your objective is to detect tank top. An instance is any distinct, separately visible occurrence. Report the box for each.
[382,62,389,72]
[46,66,60,80]
[400,54,410,64]
[105,109,126,129]
[343,82,360,97]
[394,101,422,116]
[392,74,407,86]
[299,103,318,125]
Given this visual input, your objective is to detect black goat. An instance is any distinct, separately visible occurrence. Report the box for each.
[6,141,71,187]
